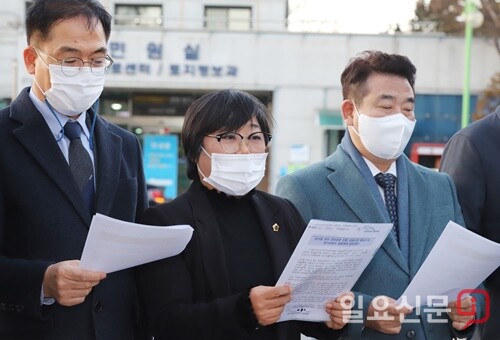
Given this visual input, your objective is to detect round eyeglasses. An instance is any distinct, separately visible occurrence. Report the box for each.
[206,131,272,154]
[34,48,114,77]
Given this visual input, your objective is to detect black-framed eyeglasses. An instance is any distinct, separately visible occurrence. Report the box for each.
[34,48,114,77]
[206,131,272,153]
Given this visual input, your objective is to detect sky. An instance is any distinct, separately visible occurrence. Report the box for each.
[287,0,420,34]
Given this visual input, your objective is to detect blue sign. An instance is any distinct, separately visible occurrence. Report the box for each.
[143,135,178,198]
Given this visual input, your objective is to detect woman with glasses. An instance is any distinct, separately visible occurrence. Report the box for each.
[136,89,353,340]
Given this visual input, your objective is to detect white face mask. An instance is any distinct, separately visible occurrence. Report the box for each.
[36,64,105,116]
[351,107,416,160]
[198,147,267,196]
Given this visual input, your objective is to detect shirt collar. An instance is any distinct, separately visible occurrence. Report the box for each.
[28,88,90,140]
[363,156,397,177]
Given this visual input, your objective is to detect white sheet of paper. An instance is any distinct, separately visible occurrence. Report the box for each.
[276,219,393,322]
[397,221,500,308]
[80,213,193,273]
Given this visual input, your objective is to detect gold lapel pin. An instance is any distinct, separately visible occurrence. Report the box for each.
[272,223,280,232]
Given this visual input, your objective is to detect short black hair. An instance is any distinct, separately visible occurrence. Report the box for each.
[26,0,112,44]
[341,50,416,104]
[182,89,274,180]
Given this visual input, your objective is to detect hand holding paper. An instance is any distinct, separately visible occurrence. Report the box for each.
[249,285,292,326]
[364,295,413,334]
[324,291,355,330]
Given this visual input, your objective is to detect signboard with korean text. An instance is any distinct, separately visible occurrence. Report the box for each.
[105,31,246,86]
[143,134,178,199]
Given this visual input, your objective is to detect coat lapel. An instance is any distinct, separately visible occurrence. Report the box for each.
[92,113,122,216]
[187,182,231,296]
[327,149,409,274]
[252,194,291,280]
[10,90,91,225]
[406,163,432,278]
[326,151,384,223]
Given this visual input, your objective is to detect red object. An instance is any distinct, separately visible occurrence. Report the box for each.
[457,289,490,325]
[409,142,446,169]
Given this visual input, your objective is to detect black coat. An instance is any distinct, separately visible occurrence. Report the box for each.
[0,87,148,339]
[440,105,500,340]
[136,180,343,340]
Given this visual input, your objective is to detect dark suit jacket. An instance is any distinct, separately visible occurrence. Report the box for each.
[440,105,500,340]
[0,87,148,339]
[136,180,343,340]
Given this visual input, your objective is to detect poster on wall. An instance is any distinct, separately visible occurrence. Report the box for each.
[143,134,178,199]
[287,144,310,174]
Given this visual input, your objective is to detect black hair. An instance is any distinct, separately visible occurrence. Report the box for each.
[26,0,112,44]
[182,89,274,180]
[340,50,416,104]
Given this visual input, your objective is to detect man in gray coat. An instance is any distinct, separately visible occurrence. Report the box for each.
[276,50,480,339]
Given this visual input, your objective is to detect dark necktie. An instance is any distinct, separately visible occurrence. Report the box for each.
[375,173,398,243]
[64,121,95,214]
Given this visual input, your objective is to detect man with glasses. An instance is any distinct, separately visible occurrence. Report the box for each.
[0,0,148,339]
[33,48,114,77]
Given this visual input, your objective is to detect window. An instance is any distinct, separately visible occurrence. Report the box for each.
[205,6,251,31]
[115,4,162,27]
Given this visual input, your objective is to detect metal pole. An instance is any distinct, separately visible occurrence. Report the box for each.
[461,0,474,128]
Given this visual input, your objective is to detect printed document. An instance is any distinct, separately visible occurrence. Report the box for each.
[276,219,392,322]
[398,220,500,307]
[80,213,193,273]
